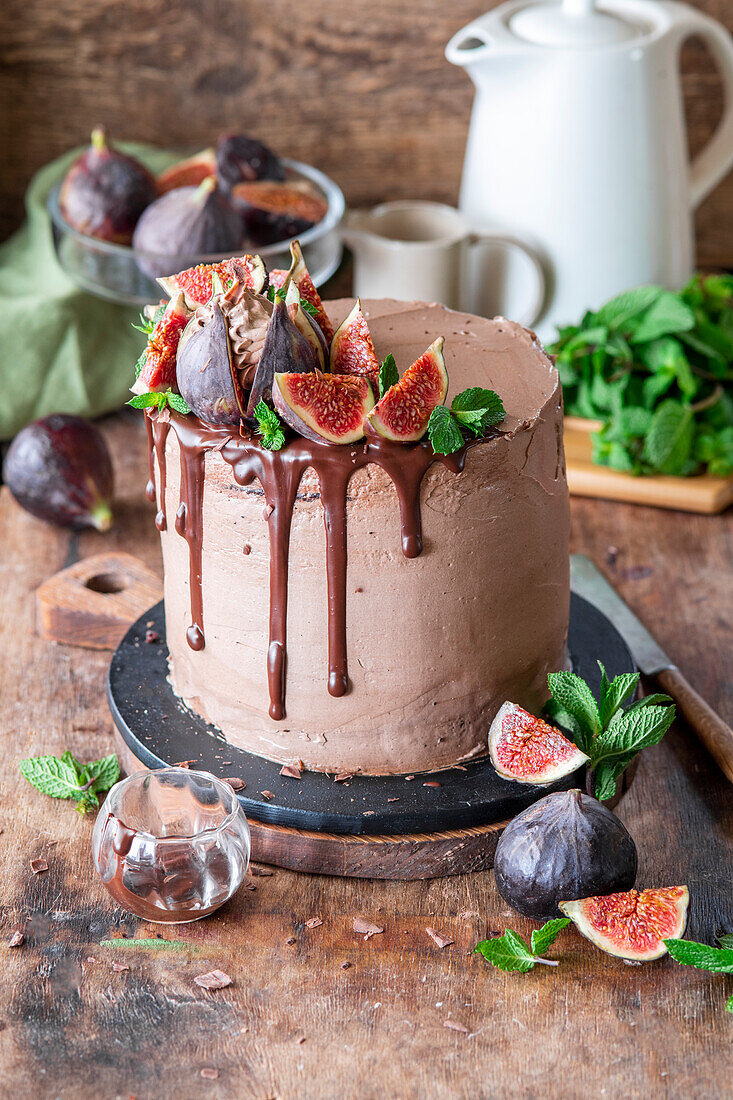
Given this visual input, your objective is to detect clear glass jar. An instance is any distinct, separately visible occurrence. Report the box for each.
[92,768,250,923]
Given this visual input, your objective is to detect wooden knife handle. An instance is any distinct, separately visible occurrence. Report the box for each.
[656,667,733,783]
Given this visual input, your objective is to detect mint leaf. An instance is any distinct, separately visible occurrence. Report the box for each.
[128,392,161,409]
[253,400,286,451]
[626,693,673,710]
[127,390,190,415]
[663,939,733,974]
[718,934,733,951]
[593,703,675,760]
[379,353,399,399]
[595,286,663,330]
[427,405,464,455]
[301,299,318,318]
[81,754,120,794]
[451,388,505,434]
[135,349,148,380]
[629,291,695,344]
[530,918,571,956]
[547,671,601,750]
[643,400,694,474]
[594,752,637,801]
[166,392,191,415]
[20,755,83,801]
[597,663,640,727]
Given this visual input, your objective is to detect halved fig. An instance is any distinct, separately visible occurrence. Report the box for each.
[488,702,590,785]
[233,181,328,246]
[158,254,267,309]
[559,887,690,961]
[285,279,328,370]
[272,372,375,445]
[367,337,448,443]
[176,302,245,425]
[156,148,217,194]
[132,291,191,394]
[270,240,334,344]
[330,299,380,388]
[245,294,319,418]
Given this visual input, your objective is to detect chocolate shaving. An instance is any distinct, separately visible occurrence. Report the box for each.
[30,859,48,874]
[260,790,274,800]
[174,759,198,769]
[250,865,274,876]
[224,777,246,790]
[305,917,323,929]
[363,810,375,816]
[194,969,232,990]
[453,764,468,772]
[296,1034,306,1044]
[200,1067,219,1080]
[353,917,384,939]
[242,544,251,555]
[263,503,274,520]
[112,961,130,972]
[404,775,415,781]
[334,772,353,783]
[426,927,454,949]
[279,765,302,779]
[8,931,24,948]
[387,797,400,803]
[211,435,233,452]
[145,629,159,643]
[444,1019,470,1034]
[423,781,441,788]
[243,882,257,891]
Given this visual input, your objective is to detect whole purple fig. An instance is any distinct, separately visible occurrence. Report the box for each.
[215,133,286,189]
[3,415,114,531]
[59,126,156,244]
[132,177,242,278]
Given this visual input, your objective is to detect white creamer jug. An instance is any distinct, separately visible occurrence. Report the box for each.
[446,0,733,339]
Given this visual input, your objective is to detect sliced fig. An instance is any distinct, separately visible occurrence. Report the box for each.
[493,790,638,919]
[132,292,191,394]
[3,414,114,531]
[488,702,590,785]
[245,294,319,418]
[330,299,380,389]
[269,240,334,344]
[559,887,690,961]
[233,181,328,246]
[273,372,374,445]
[367,337,448,443]
[59,126,156,244]
[132,177,242,278]
[176,301,245,426]
[216,133,286,188]
[285,280,328,370]
[158,254,267,309]
[156,148,217,194]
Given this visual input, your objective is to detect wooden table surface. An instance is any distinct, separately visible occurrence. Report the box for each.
[1,409,732,1098]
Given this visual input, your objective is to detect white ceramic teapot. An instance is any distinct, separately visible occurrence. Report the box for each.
[446,0,733,339]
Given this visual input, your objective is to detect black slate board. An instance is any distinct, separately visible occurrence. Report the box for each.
[107,592,634,836]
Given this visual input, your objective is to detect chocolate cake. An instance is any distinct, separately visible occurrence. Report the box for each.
[142,289,570,776]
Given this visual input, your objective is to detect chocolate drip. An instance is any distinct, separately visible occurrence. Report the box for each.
[144,414,156,503]
[152,418,170,531]
[158,414,488,719]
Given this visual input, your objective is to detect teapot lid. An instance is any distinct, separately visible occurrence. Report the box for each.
[509,0,642,47]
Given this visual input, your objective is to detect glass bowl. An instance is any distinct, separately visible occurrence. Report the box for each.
[48,157,345,306]
[92,768,250,923]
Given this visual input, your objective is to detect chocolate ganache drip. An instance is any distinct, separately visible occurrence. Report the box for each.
[147,409,487,721]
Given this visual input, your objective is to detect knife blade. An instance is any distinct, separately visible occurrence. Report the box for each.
[570,553,733,783]
[570,554,674,675]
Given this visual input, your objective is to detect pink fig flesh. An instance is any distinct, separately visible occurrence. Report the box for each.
[272,372,375,445]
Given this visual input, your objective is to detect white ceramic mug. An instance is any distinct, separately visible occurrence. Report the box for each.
[341,200,546,327]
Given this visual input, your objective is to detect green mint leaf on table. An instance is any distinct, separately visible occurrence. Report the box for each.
[379,353,399,399]
[718,933,733,951]
[19,752,119,813]
[663,938,733,974]
[253,400,286,451]
[475,919,569,972]
[427,405,465,455]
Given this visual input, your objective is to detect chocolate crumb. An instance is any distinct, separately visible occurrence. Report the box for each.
[453,764,468,772]
[279,765,302,779]
[112,961,130,972]
[305,917,323,929]
[224,777,246,791]
[296,1034,306,1044]
[340,960,352,969]
[426,927,454,949]
[363,810,375,816]
[250,865,274,876]
[194,969,232,990]
[353,917,384,939]
[260,790,274,800]
[404,775,416,781]
[354,587,363,593]
[423,781,441,788]
[30,859,48,875]
[387,797,400,802]
[243,882,257,891]
[173,759,197,769]
[200,1067,219,1080]
[146,620,154,628]
[334,772,354,783]
[444,1019,470,1034]
[263,503,274,520]
[8,932,24,948]
[242,544,251,555]
[144,629,159,644]
[286,936,297,945]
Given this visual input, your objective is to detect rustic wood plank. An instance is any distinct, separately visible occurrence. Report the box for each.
[0,408,731,1097]
[1,0,733,269]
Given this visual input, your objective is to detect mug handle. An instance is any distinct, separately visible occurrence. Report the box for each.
[464,230,546,329]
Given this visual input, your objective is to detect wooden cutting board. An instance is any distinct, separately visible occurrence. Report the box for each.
[564,416,733,514]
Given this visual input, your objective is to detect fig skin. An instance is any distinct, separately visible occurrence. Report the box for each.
[216,133,286,189]
[132,177,242,278]
[176,302,245,426]
[3,415,114,531]
[493,789,638,920]
[156,148,217,194]
[245,294,319,418]
[59,126,156,244]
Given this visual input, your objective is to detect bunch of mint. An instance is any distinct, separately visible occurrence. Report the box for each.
[545,664,675,801]
[19,751,119,813]
[551,275,733,477]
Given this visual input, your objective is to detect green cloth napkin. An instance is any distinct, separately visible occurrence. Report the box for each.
[0,143,177,440]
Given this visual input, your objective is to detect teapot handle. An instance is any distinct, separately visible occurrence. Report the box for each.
[675,9,733,208]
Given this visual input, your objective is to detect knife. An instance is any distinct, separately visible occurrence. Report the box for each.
[571,554,733,783]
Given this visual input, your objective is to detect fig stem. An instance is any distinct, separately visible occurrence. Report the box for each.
[91,126,108,152]
[90,500,114,532]
[194,176,217,203]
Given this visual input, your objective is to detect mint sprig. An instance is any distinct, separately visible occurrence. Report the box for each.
[379,353,399,399]
[427,387,505,455]
[20,751,119,813]
[253,400,286,451]
[132,303,166,337]
[663,937,733,1013]
[475,919,570,972]
[544,664,675,801]
[127,389,191,415]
